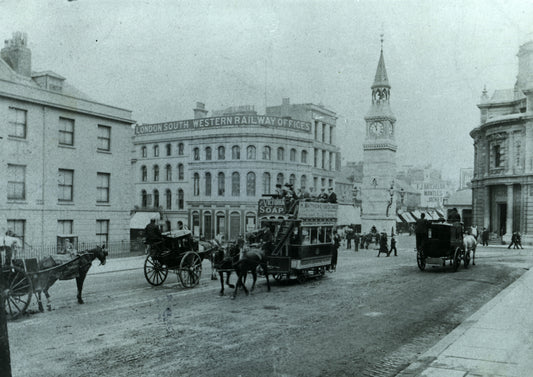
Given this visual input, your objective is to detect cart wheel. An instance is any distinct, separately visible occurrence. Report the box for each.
[296,272,306,284]
[144,255,168,286]
[417,248,426,271]
[464,250,471,269]
[273,273,284,281]
[179,252,202,288]
[453,247,462,272]
[4,265,33,320]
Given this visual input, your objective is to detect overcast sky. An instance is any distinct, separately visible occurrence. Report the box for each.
[2,0,533,183]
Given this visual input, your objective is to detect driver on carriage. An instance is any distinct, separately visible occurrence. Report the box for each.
[144,218,162,252]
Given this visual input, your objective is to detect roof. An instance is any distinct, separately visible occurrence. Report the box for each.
[446,189,472,206]
[130,212,160,229]
[336,204,361,225]
[372,49,390,89]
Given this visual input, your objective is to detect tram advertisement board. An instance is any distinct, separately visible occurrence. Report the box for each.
[258,198,285,216]
[298,202,337,219]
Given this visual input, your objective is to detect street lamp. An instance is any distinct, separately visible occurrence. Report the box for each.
[386,181,394,217]
[400,188,405,207]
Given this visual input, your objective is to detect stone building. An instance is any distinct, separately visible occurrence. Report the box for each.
[0,32,134,247]
[471,40,533,242]
[132,99,340,241]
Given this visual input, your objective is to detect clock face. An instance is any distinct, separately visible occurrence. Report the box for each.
[369,121,384,136]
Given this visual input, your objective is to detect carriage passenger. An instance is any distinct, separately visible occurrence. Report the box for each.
[145,219,163,252]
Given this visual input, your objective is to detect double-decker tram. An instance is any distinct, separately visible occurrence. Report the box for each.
[258,198,338,283]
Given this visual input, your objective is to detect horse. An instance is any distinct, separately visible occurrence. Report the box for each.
[469,226,478,241]
[232,246,271,299]
[211,242,241,296]
[35,245,108,311]
[463,234,478,266]
[0,235,23,263]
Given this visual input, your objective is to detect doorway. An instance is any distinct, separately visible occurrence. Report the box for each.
[497,203,507,236]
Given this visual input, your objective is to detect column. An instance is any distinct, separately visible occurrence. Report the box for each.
[506,184,513,234]
[484,186,490,228]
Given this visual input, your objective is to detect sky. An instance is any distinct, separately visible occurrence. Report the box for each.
[1,0,532,184]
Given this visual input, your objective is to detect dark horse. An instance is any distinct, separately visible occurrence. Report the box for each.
[232,247,271,299]
[36,245,108,311]
[212,242,242,296]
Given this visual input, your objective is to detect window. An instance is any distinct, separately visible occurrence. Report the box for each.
[7,220,25,244]
[58,220,73,235]
[289,174,296,186]
[301,150,308,164]
[322,123,326,142]
[322,150,326,169]
[329,152,333,170]
[58,169,74,201]
[314,148,318,167]
[247,172,256,196]
[141,146,147,157]
[177,189,184,209]
[247,145,256,159]
[193,173,200,196]
[96,220,109,246]
[494,145,502,167]
[7,164,25,200]
[218,172,225,196]
[290,148,296,162]
[153,189,159,207]
[193,147,200,160]
[141,190,147,207]
[166,143,172,156]
[277,147,284,161]
[59,117,74,146]
[141,166,147,182]
[232,172,240,196]
[262,172,271,195]
[205,147,212,160]
[205,172,212,196]
[178,143,184,155]
[329,125,333,144]
[153,165,159,181]
[153,145,159,157]
[96,172,110,203]
[97,125,111,151]
[314,120,318,140]
[232,145,240,160]
[165,189,172,209]
[301,175,307,189]
[165,164,172,181]
[218,146,225,160]
[263,146,271,160]
[9,107,27,138]
[178,164,184,180]
[277,173,284,186]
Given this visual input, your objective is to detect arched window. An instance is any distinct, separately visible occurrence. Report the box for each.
[301,175,307,189]
[289,174,296,186]
[232,145,240,159]
[177,189,184,209]
[153,145,159,157]
[232,172,240,196]
[165,164,172,181]
[290,148,297,162]
[262,172,271,195]
[193,173,200,196]
[141,190,147,208]
[277,147,284,161]
[153,189,159,208]
[178,164,184,180]
[165,189,172,209]
[277,173,284,186]
[178,143,184,155]
[218,172,225,196]
[218,146,225,160]
[205,172,212,196]
[205,147,212,160]
[301,150,308,164]
[247,145,256,159]
[166,143,171,156]
[141,146,147,158]
[153,165,159,181]
[193,147,200,161]
[141,165,147,182]
[247,172,256,196]
[263,146,271,160]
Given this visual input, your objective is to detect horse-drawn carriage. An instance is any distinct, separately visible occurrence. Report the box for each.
[143,229,214,288]
[417,221,470,272]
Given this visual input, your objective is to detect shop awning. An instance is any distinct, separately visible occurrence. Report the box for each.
[336,205,361,225]
[130,212,160,229]
[400,212,416,223]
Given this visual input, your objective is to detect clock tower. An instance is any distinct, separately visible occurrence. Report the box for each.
[361,37,398,236]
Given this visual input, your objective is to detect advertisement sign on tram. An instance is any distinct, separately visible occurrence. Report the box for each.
[258,198,286,216]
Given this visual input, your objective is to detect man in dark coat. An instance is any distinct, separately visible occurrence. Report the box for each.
[327,187,337,203]
[144,218,162,252]
[448,208,461,222]
[415,213,429,251]
[481,227,489,246]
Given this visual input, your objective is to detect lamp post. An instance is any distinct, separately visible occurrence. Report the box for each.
[400,188,405,208]
[386,181,395,217]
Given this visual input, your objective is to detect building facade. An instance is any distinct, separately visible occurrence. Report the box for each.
[132,99,340,242]
[471,40,533,242]
[0,32,134,247]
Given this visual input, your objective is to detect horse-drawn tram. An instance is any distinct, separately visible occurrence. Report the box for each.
[417,221,470,272]
[258,198,337,282]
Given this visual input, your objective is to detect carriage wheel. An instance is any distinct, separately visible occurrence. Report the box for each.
[296,271,307,284]
[416,248,426,271]
[179,252,202,288]
[464,249,471,269]
[4,265,33,320]
[144,255,168,286]
[453,247,462,272]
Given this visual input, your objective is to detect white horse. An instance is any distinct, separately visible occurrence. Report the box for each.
[0,235,23,263]
[469,225,478,241]
[464,234,478,266]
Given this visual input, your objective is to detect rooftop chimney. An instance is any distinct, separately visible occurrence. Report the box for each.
[194,102,208,119]
[1,32,31,77]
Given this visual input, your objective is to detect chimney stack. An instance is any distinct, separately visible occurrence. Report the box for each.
[1,32,31,77]
[194,102,208,119]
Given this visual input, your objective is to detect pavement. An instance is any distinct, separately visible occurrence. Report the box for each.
[89,244,533,377]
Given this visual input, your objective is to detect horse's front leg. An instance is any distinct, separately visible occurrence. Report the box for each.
[473,247,476,265]
[218,271,225,296]
[76,272,87,304]
[44,290,51,311]
[226,271,235,289]
[36,291,44,313]
[250,270,257,292]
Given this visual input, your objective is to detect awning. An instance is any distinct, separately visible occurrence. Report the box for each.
[410,210,422,220]
[400,212,416,223]
[396,215,403,223]
[130,212,160,229]
[336,205,361,225]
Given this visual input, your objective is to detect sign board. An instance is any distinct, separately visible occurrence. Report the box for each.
[258,198,286,217]
[298,202,337,220]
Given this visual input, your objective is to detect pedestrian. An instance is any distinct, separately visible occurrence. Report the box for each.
[516,232,524,249]
[508,232,517,249]
[345,228,353,249]
[377,232,388,257]
[481,227,489,247]
[353,232,359,251]
[389,235,397,256]
[330,230,340,271]
[415,213,429,251]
